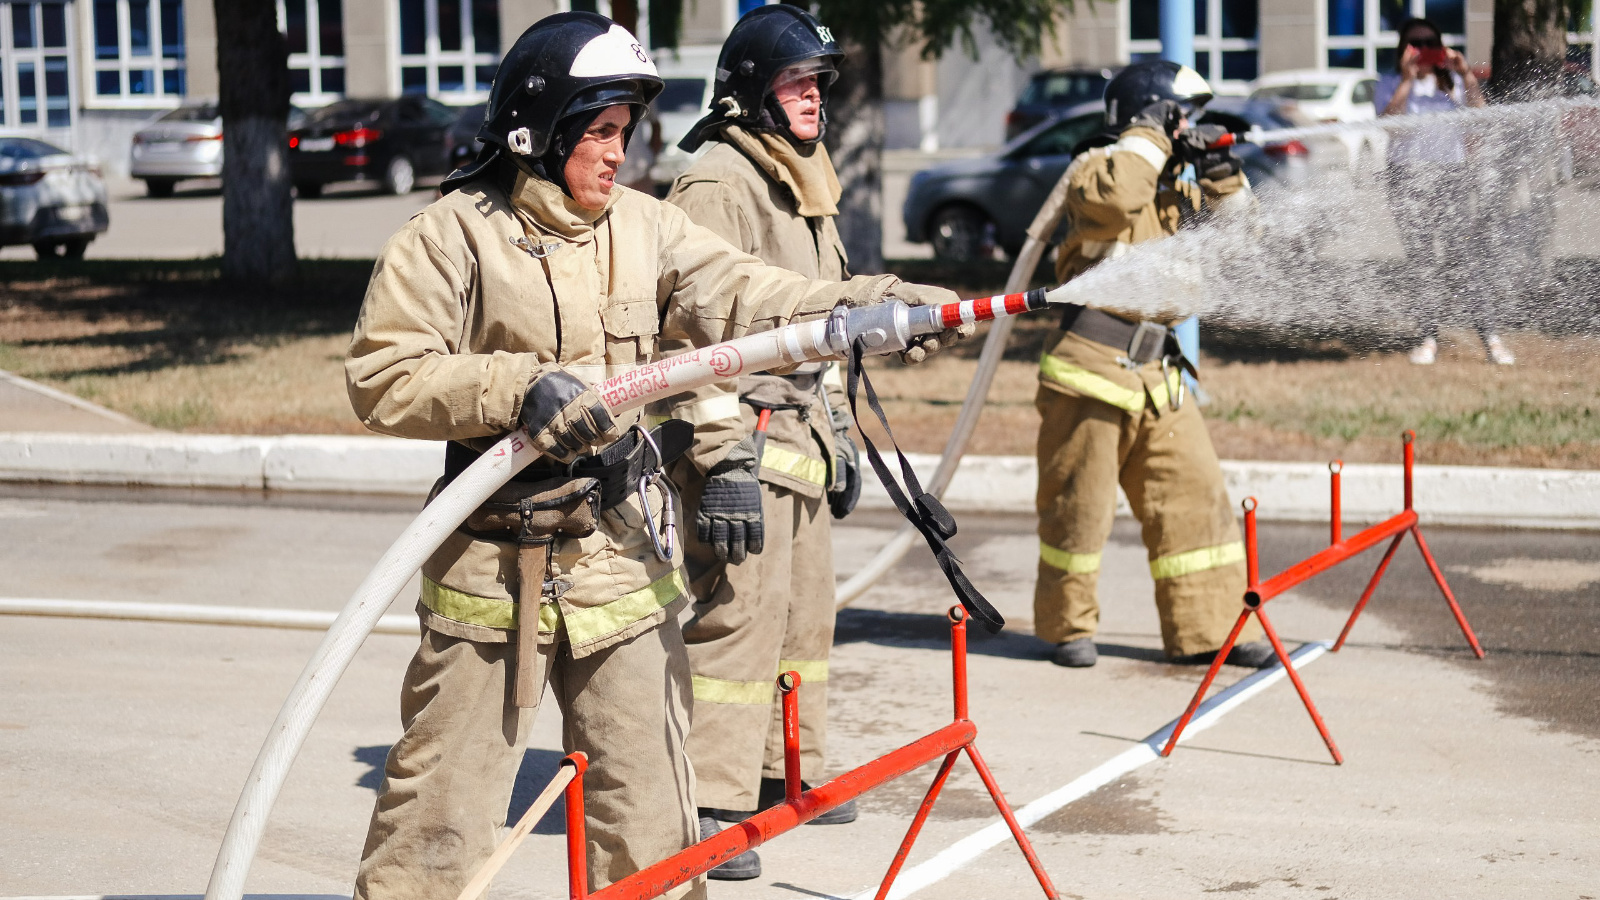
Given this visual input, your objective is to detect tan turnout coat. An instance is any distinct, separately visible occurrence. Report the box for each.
[346,169,910,655]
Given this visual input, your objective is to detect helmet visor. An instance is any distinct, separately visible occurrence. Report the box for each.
[770,57,838,92]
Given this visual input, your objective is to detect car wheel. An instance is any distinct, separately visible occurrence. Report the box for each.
[145,179,177,198]
[296,182,324,199]
[384,155,416,195]
[62,239,90,259]
[32,241,61,259]
[928,205,994,263]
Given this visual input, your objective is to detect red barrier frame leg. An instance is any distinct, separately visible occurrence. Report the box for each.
[874,750,960,900]
[1256,607,1342,765]
[566,752,591,900]
[1333,533,1404,652]
[1161,609,1251,757]
[964,742,1059,898]
[1411,526,1486,658]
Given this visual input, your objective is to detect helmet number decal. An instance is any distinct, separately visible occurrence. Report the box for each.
[816,26,835,44]
[631,42,649,63]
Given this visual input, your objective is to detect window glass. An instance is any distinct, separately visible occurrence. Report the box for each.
[323,67,347,93]
[1424,0,1463,35]
[18,63,38,124]
[1221,0,1257,39]
[399,0,426,55]
[401,66,427,93]
[472,0,498,54]
[1378,0,1406,33]
[438,0,462,51]
[322,0,344,54]
[97,70,121,96]
[46,57,71,127]
[290,68,312,93]
[1195,0,1208,36]
[1327,0,1363,37]
[654,78,706,114]
[1130,0,1159,41]
[1376,47,1398,71]
[130,0,152,56]
[12,4,36,49]
[1328,48,1365,69]
[437,65,465,92]
[95,1,120,60]
[1221,50,1258,81]
[305,99,382,126]
[42,3,67,47]
[1193,54,1211,79]
[129,69,154,94]
[162,0,184,57]
[163,67,185,95]
[1352,79,1376,103]
[284,0,308,53]
[160,103,220,121]
[475,64,494,91]
[425,98,458,125]
[1019,73,1107,107]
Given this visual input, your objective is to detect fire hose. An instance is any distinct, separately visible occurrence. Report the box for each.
[202,285,1079,900]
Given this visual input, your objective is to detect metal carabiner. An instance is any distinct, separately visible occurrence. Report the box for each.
[633,425,677,562]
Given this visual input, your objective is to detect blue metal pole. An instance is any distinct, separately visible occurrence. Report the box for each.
[1161,0,1201,396]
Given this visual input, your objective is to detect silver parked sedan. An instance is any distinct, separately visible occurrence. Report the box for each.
[131,103,305,197]
[0,137,110,259]
[131,103,222,197]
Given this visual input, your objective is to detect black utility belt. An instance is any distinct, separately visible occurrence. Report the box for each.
[442,419,693,512]
[1060,305,1175,366]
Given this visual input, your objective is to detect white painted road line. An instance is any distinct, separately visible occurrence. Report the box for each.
[849,641,1333,900]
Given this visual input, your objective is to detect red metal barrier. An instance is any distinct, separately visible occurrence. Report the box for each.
[1160,432,1484,764]
[560,606,1059,900]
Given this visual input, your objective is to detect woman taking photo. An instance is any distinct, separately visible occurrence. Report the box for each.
[1374,17,1514,365]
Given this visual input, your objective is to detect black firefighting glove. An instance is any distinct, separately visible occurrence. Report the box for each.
[828,430,862,520]
[520,366,624,461]
[698,435,764,563]
[1127,99,1185,139]
[1174,124,1243,181]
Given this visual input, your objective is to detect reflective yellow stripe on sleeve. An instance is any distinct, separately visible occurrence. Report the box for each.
[562,568,688,646]
[1149,541,1246,581]
[760,444,829,486]
[673,392,743,426]
[1039,542,1102,574]
[779,659,829,683]
[1039,353,1170,413]
[692,674,775,705]
[421,577,560,633]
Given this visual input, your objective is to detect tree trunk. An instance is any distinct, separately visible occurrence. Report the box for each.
[1490,0,1569,101]
[214,0,296,285]
[825,38,885,274]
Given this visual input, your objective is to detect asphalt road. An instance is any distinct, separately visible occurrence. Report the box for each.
[2,486,1595,898]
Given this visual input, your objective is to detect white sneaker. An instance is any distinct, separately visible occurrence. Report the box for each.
[1408,338,1438,365]
[1485,335,1515,365]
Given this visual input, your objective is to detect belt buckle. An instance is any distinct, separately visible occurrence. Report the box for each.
[543,578,573,599]
[1125,320,1168,366]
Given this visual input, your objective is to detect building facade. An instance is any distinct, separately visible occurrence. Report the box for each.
[0,0,1592,173]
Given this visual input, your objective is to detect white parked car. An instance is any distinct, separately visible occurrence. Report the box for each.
[1248,68,1387,170]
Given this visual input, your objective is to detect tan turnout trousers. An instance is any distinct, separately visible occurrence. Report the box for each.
[355,621,702,900]
[1034,386,1259,655]
[676,471,835,810]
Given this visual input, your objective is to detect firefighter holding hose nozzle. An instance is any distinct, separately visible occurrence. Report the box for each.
[342,13,965,900]
[663,6,870,881]
[1025,61,1276,670]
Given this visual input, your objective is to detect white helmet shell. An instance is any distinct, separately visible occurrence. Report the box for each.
[570,24,659,80]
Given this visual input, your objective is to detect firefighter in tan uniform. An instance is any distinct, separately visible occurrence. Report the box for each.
[1026,61,1274,670]
[662,7,859,881]
[343,14,963,900]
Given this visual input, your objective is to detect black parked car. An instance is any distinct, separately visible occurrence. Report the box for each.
[289,96,458,197]
[905,99,1315,262]
[1005,67,1118,140]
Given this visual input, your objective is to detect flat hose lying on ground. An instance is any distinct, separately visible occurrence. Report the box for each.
[204,287,1077,900]
[835,237,1047,609]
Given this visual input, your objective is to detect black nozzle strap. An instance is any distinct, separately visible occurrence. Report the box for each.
[846,339,1006,634]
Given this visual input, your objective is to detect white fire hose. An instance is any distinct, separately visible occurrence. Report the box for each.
[203,287,1077,900]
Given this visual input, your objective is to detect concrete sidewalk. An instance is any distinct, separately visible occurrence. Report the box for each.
[3,370,1596,529]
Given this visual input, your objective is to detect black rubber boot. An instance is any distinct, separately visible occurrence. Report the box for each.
[757,777,858,825]
[1050,638,1098,668]
[698,813,761,880]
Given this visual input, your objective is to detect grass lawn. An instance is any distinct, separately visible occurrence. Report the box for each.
[2,257,1597,469]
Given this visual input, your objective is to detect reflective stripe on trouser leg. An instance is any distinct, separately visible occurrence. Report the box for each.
[761,491,833,783]
[1033,386,1129,645]
[355,624,705,900]
[1119,397,1259,657]
[679,468,826,810]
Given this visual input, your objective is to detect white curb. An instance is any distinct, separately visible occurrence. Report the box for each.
[0,433,1595,530]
